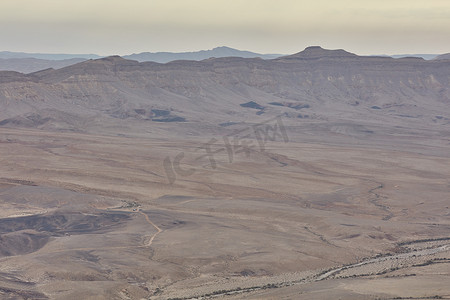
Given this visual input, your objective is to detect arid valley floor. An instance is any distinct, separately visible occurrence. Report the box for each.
[0,123,449,299]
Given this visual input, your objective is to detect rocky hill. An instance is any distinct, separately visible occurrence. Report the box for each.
[0,46,449,139]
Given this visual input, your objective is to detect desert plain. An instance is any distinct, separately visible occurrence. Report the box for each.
[0,47,449,299]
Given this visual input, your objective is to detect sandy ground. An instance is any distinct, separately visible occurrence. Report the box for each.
[0,126,449,299]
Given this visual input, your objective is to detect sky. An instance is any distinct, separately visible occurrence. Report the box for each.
[1,0,450,56]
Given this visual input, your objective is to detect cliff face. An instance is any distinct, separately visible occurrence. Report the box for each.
[0,47,449,135]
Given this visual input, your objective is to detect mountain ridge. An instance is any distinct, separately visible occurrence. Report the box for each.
[0,51,101,60]
[0,46,449,138]
[2,47,448,74]
[122,46,283,62]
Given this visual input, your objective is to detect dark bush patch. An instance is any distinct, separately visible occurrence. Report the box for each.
[240,101,264,110]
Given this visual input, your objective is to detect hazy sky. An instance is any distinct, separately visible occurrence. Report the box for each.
[1,0,450,55]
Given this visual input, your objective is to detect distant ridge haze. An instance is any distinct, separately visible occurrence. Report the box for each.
[0,51,101,60]
[122,46,283,63]
[0,46,449,74]
[0,57,86,74]
[0,47,283,62]
[389,54,439,60]
[0,46,448,62]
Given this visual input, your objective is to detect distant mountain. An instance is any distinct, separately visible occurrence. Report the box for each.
[122,46,283,63]
[0,57,86,74]
[390,54,438,60]
[0,46,449,138]
[1,49,445,62]
[279,46,358,60]
[0,51,101,60]
[0,47,283,73]
[433,53,450,60]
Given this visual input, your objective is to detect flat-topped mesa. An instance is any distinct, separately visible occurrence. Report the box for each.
[98,55,129,63]
[280,46,358,60]
[86,55,140,67]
